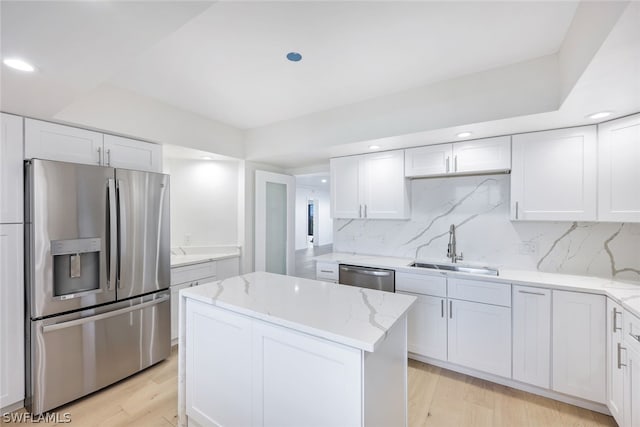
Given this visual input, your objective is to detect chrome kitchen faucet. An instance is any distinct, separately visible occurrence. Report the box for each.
[447,224,464,263]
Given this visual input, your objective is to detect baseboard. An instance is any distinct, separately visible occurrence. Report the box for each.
[1,400,25,415]
[408,353,611,416]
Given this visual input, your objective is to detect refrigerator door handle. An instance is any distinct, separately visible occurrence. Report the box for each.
[116,179,125,289]
[41,295,170,333]
[107,179,117,290]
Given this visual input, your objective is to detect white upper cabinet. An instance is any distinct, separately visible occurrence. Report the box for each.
[330,150,409,219]
[330,155,362,219]
[103,134,162,172]
[0,113,24,223]
[511,126,597,221]
[405,144,452,177]
[552,290,606,404]
[598,113,640,222]
[25,118,103,166]
[405,136,511,178]
[25,119,162,172]
[361,150,410,219]
[453,136,511,174]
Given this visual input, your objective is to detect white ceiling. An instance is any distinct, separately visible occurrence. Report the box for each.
[109,1,578,129]
[1,1,638,170]
[296,173,330,191]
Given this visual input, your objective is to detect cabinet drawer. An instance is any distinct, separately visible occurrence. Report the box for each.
[626,309,640,353]
[448,278,511,307]
[396,272,446,297]
[316,262,338,281]
[171,261,217,286]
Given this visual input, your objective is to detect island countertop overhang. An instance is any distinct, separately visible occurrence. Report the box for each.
[179,271,416,352]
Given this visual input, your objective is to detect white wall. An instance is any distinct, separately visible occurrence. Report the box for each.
[163,157,240,247]
[295,186,333,250]
[334,174,640,282]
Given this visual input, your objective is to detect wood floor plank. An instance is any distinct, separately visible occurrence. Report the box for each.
[5,351,617,426]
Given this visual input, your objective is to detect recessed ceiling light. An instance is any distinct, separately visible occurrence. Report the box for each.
[201,156,212,160]
[321,179,327,183]
[3,58,35,72]
[586,111,612,120]
[369,145,380,150]
[457,131,472,138]
[286,52,302,62]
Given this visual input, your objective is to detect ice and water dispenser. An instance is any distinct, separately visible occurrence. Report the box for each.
[50,238,101,299]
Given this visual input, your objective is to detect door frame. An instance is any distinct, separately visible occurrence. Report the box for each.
[255,171,295,275]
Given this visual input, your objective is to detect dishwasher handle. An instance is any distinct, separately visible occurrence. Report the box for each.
[339,265,392,277]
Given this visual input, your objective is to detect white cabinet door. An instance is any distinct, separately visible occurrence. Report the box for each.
[252,320,362,427]
[103,134,162,172]
[447,299,511,378]
[625,343,640,427]
[398,291,447,360]
[404,144,452,177]
[512,286,551,389]
[0,113,23,223]
[0,224,24,408]
[606,299,625,425]
[453,136,511,174]
[552,290,606,403]
[24,118,103,166]
[330,156,362,218]
[361,150,410,219]
[511,126,597,221]
[170,282,192,342]
[598,113,640,222]
[185,300,252,427]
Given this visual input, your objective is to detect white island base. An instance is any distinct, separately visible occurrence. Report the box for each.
[177,272,415,427]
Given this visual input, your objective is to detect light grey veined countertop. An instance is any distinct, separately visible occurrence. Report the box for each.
[314,252,640,319]
[170,246,241,268]
[180,271,416,352]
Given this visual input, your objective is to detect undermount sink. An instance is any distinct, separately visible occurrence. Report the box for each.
[411,262,499,276]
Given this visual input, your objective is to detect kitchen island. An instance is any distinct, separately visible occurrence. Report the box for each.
[177,272,416,427]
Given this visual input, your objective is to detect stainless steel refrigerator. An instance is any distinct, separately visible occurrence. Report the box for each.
[25,159,171,414]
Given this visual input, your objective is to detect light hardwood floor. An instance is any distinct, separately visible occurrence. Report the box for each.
[4,348,616,427]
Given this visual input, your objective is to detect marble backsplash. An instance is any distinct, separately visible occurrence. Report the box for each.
[333,174,640,282]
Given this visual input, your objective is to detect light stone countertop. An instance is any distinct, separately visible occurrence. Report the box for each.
[179,271,416,352]
[313,252,640,319]
[170,246,241,268]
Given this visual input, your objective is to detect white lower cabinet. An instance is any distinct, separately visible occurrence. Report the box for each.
[397,291,447,360]
[512,285,551,389]
[0,224,24,409]
[625,342,640,427]
[186,299,253,427]
[607,299,625,425]
[447,299,511,378]
[552,290,606,404]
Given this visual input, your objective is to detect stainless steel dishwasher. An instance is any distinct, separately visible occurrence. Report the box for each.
[338,264,395,292]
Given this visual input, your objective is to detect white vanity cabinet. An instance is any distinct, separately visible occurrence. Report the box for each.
[330,150,410,219]
[404,136,510,178]
[511,126,597,221]
[597,113,640,222]
[552,290,606,404]
[25,118,162,172]
[607,299,625,425]
[512,285,551,389]
[0,113,24,223]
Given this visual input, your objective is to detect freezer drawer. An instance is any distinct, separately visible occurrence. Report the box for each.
[27,292,170,414]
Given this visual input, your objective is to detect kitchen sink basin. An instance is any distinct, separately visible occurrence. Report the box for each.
[410,262,499,276]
